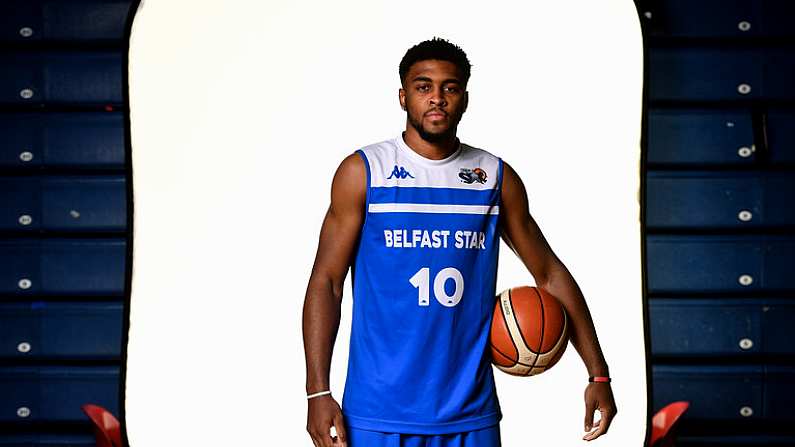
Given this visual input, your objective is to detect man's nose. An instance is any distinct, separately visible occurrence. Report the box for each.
[430,97,447,107]
[430,87,447,106]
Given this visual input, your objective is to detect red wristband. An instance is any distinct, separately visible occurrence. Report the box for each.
[589,376,611,383]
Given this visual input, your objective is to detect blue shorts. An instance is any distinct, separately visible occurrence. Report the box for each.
[344,423,501,447]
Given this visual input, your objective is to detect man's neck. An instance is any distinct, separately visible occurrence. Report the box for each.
[402,130,459,161]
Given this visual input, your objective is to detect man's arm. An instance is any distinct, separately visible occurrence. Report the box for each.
[302,152,365,447]
[499,160,617,441]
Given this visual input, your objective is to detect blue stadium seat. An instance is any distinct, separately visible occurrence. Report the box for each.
[647,235,795,293]
[764,240,795,291]
[646,171,795,229]
[765,366,795,419]
[0,0,131,42]
[0,176,126,231]
[763,301,795,354]
[0,301,123,359]
[764,48,795,100]
[0,112,126,169]
[0,366,119,423]
[652,365,764,420]
[650,47,795,101]
[654,364,795,421]
[647,172,761,229]
[762,0,795,38]
[648,0,760,38]
[767,109,795,164]
[649,298,763,356]
[0,433,96,447]
[649,47,764,101]
[0,238,126,295]
[646,0,795,38]
[650,298,795,356]
[647,108,756,166]
[0,51,122,105]
[647,235,762,293]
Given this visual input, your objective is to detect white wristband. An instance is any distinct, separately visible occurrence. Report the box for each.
[307,390,331,400]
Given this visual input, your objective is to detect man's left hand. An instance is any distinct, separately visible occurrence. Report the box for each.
[582,382,617,441]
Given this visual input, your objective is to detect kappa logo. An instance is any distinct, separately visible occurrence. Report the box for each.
[387,165,415,179]
[458,167,487,184]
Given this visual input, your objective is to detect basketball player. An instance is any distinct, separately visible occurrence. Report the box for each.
[302,37,617,447]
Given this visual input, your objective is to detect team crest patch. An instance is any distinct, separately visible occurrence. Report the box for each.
[459,167,487,184]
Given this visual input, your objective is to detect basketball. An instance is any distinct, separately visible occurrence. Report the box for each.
[490,286,569,376]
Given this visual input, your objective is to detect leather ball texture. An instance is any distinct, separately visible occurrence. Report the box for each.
[490,286,569,376]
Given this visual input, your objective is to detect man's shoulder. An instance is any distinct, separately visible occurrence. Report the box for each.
[335,137,396,170]
[357,136,398,157]
[459,141,501,161]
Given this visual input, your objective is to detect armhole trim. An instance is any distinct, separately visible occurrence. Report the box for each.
[496,157,505,209]
[495,157,505,246]
[356,149,371,230]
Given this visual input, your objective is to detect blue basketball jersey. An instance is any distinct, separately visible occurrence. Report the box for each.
[341,132,504,434]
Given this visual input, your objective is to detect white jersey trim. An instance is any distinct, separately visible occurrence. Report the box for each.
[360,134,501,191]
[368,203,500,215]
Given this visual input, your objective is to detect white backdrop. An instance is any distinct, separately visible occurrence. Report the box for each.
[126,1,646,445]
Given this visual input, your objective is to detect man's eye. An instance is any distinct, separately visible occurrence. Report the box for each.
[417,85,430,92]
[445,87,459,93]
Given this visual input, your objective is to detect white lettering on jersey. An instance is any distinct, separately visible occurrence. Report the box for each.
[384,229,483,250]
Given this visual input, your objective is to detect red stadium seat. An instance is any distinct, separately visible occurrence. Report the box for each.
[81,403,123,447]
[651,401,690,446]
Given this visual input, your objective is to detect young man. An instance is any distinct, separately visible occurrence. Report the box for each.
[302,37,617,447]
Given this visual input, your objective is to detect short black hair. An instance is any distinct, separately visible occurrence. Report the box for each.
[399,37,472,88]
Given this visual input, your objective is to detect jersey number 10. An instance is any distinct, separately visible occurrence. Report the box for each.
[409,267,464,307]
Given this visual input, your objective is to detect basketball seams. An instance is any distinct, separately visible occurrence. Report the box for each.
[503,289,535,363]
[501,289,538,366]
[547,309,569,365]
[500,289,522,362]
[492,291,518,360]
[537,294,568,370]
[490,286,568,376]
[490,344,537,368]
[526,287,546,376]
[490,344,519,367]
[508,288,535,357]
[494,289,531,375]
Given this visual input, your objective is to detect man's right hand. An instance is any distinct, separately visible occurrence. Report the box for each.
[306,395,348,447]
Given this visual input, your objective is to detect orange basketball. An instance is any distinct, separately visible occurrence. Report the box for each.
[490,286,569,376]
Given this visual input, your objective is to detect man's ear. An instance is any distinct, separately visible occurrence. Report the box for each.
[462,90,468,113]
[399,88,406,110]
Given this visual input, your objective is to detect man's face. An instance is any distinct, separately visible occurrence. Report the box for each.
[400,59,468,143]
